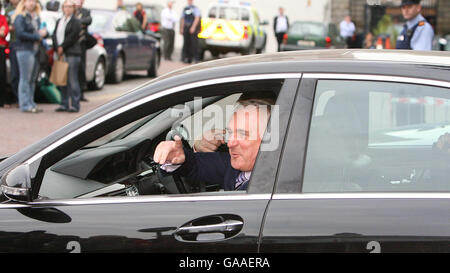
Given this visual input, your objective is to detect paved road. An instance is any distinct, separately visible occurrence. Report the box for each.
[0,59,189,157]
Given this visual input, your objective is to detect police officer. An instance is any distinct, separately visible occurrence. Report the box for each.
[180,0,201,64]
[396,0,434,50]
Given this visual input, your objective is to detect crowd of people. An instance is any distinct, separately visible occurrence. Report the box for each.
[0,0,90,113]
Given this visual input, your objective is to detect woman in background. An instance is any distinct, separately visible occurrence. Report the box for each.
[13,0,47,113]
[0,2,10,108]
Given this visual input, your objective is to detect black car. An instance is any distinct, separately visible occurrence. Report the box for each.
[89,9,161,83]
[0,50,449,253]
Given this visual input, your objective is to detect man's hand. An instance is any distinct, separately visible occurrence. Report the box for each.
[194,129,226,153]
[57,46,63,57]
[153,135,186,164]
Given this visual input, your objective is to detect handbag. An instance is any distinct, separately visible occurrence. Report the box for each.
[85,33,97,49]
[49,55,69,87]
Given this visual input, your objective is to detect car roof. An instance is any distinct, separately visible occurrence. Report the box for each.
[155,49,450,82]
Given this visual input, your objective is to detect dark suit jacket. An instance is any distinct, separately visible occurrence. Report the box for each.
[52,16,81,56]
[167,148,249,191]
[273,15,289,34]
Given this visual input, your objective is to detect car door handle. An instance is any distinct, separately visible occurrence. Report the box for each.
[175,219,243,235]
[174,214,244,242]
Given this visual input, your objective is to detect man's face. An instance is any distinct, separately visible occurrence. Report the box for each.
[226,106,269,172]
[401,4,421,20]
[188,0,193,6]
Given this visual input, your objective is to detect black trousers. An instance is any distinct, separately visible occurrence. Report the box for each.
[78,43,87,93]
[182,26,199,63]
[162,28,175,60]
[0,47,6,106]
[275,32,285,52]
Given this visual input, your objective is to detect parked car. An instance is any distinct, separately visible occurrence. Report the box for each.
[89,9,161,83]
[1,49,450,252]
[198,1,267,59]
[124,3,164,34]
[40,10,108,90]
[281,21,345,51]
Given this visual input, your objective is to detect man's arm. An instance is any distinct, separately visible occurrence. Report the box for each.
[79,9,92,27]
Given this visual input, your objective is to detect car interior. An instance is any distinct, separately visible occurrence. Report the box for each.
[37,81,283,200]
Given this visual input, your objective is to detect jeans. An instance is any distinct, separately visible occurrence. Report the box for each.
[59,55,81,111]
[9,42,20,101]
[16,50,39,112]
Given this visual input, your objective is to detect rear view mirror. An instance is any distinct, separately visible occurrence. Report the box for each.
[0,164,32,203]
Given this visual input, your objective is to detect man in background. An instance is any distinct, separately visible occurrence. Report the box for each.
[161,0,178,61]
[75,0,91,101]
[180,0,200,64]
[396,0,434,50]
[340,15,355,48]
[273,7,289,52]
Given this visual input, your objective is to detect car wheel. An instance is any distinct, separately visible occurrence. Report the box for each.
[108,54,124,84]
[242,40,256,55]
[147,50,159,78]
[88,58,106,90]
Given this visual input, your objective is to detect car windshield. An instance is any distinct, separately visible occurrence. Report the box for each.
[90,10,112,32]
[290,22,326,36]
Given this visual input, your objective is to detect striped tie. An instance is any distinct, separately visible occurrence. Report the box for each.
[235,172,249,190]
[78,13,86,42]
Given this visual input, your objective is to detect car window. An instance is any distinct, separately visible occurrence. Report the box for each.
[114,12,133,32]
[90,11,110,33]
[218,7,239,20]
[208,6,217,18]
[241,8,250,21]
[37,80,284,200]
[290,22,326,36]
[303,80,450,193]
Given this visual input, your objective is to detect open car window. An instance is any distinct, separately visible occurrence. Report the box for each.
[37,80,284,200]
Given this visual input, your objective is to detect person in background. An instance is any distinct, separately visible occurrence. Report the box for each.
[396,0,434,50]
[340,15,355,48]
[13,0,47,113]
[117,0,125,11]
[161,0,178,61]
[134,2,147,30]
[0,1,10,108]
[75,0,91,102]
[5,0,21,107]
[273,7,289,52]
[180,0,200,64]
[53,0,81,113]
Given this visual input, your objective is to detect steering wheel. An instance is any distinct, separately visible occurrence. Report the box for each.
[164,129,204,194]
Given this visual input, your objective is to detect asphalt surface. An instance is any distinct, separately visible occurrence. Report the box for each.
[0,59,189,157]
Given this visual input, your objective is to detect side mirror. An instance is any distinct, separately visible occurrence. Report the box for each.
[0,164,32,203]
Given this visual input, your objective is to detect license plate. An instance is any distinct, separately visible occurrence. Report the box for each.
[297,40,315,47]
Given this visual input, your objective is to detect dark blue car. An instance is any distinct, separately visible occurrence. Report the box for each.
[90,9,161,83]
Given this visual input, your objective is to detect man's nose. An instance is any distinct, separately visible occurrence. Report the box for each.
[227,138,238,148]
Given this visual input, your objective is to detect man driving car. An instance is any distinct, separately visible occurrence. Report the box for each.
[153,93,276,191]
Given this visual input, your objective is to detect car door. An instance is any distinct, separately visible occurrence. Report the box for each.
[0,75,300,252]
[260,74,450,253]
[114,12,139,69]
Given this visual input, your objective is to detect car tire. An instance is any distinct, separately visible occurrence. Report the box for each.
[242,39,256,55]
[256,37,266,54]
[88,58,106,90]
[147,50,159,78]
[108,54,124,84]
